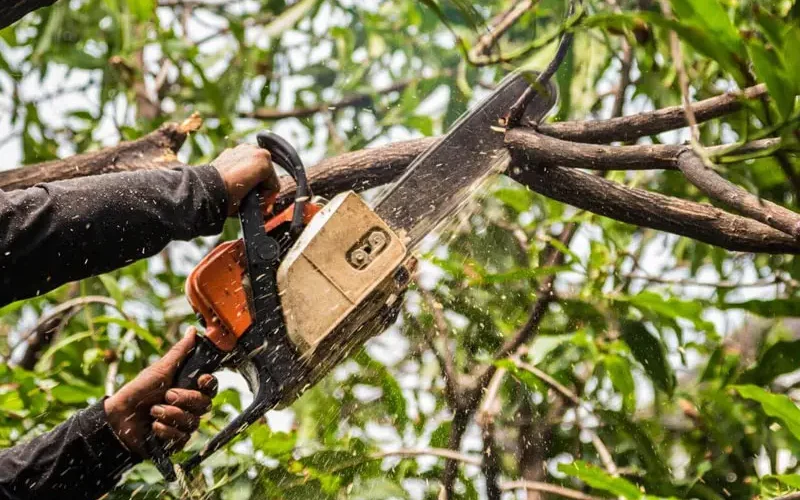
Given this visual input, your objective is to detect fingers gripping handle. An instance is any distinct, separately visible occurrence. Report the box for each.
[146,337,226,481]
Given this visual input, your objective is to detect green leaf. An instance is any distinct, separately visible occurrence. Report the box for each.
[669,0,742,53]
[620,320,675,396]
[430,421,451,448]
[495,359,546,394]
[263,0,318,38]
[559,460,643,499]
[92,316,161,350]
[348,477,408,500]
[621,291,713,332]
[494,187,535,214]
[406,115,434,136]
[732,385,800,441]
[747,40,794,120]
[51,382,103,404]
[82,348,104,375]
[128,0,155,22]
[98,275,125,308]
[380,371,409,429]
[720,298,800,318]
[250,425,297,458]
[32,2,66,62]
[604,355,636,413]
[739,339,800,386]
[37,331,94,368]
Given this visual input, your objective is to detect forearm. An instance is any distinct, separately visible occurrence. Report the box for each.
[0,165,228,305]
[0,401,140,500]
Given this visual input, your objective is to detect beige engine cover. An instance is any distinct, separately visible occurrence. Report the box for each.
[277,191,408,354]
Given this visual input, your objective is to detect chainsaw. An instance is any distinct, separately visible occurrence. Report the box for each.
[146,71,557,481]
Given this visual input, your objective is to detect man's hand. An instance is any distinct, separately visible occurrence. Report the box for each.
[104,328,218,458]
[211,144,280,215]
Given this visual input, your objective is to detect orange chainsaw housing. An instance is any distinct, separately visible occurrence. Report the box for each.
[185,195,322,352]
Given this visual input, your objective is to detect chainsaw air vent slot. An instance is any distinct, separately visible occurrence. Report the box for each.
[347,227,389,270]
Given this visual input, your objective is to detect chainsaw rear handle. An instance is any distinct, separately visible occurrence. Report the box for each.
[145,337,227,481]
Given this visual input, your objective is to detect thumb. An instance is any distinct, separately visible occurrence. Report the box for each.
[153,327,197,376]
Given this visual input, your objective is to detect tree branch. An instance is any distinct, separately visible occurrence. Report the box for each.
[0,115,202,190]
[477,368,507,500]
[470,0,536,60]
[241,78,435,121]
[506,128,681,170]
[676,150,800,238]
[506,129,784,171]
[537,84,767,144]
[372,447,482,467]
[4,296,117,366]
[507,153,800,254]
[500,481,606,500]
[442,407,472,499]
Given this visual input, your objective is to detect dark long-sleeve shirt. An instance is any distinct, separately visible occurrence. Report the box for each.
[0,165,229,499]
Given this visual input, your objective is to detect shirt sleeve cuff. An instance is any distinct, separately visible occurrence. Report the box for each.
[191,164,230,235]
[80,400,143,471]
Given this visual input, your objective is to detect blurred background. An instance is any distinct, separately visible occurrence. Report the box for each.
[1,0,800,498]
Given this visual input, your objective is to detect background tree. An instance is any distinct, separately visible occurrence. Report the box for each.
[1,0,800,499]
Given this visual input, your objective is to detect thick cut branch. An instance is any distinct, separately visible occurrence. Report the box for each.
[0,115,202,190]
[505,129,783,171]
[676,151,800,238]
[506,128,680,170]
[507,155,800,254]
[274,137,435,208]
[537,84,767,144]
[0,0,56,29]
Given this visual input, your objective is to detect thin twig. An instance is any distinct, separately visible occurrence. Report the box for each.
[421,291,456,383]
[372,448,482,467]
[470,0,536,59]
[775,493,800,500]
[513,359,618,474]
[476,368,507,428]
[506,0,576,127]
[514,359,580,406]
[4,296,117,364]
[622,273,788,289]
[500,480,606,500]
[242,75,446,121]
[660,0,700,145]
[476,368,506,500]
[105,328,138,395]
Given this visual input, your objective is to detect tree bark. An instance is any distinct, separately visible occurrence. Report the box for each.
[0,115,201,190]
[1,0,58,30]
[508,154,800,254]
[537,84,766,144]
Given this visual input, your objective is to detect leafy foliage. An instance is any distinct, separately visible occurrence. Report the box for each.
[1,0,800,499]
